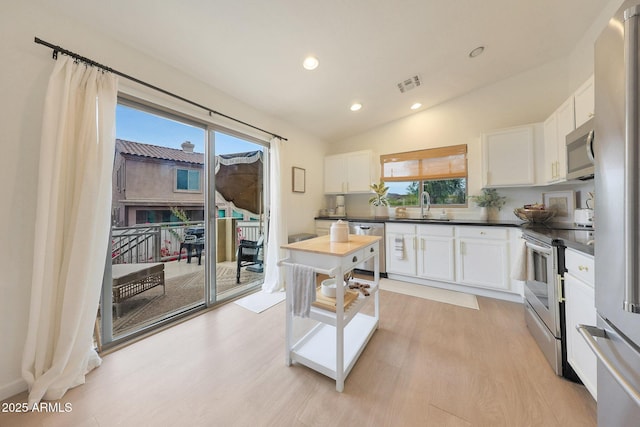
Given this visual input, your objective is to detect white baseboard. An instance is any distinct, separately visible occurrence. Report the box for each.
[0,378,27,401]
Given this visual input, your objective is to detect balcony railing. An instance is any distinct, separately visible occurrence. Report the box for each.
[112,220,262,264]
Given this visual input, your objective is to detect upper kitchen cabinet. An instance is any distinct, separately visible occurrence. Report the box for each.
[574,75,595,128]
[481,124,539,187]
[543,75,594,184]
[324,150,373,194]
[544,97,573,183]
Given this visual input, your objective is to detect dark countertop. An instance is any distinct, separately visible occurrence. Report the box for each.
[315,216,523,227]
[315,216,595,255]
[520,223,595,256]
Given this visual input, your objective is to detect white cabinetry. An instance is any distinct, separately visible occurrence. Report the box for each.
[385,223,416,275]
[324,150,373,194]
[544,97,574,183]
[564,248,597,400]
[455,226,510,291]
[543,75,594,183]
[574,75,595,127]
[481,124,538,187]
[417,225,455,282]
[384,223,519,298]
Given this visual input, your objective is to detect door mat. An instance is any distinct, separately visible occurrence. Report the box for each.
[234,290,285,313]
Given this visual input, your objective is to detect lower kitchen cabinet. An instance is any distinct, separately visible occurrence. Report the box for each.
[417,225,455,282]
[385,224,416,276]
[455,226,510,291]
[564,248,597,400]
[384,223,519,299]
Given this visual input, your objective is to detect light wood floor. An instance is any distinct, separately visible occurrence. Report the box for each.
[1,290,596,427]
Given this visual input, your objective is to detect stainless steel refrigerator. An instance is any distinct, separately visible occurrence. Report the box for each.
[579,1,640,424]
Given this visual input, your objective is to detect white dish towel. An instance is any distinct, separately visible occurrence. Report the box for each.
[287,264,316,318]
[511,239,530,281]
[394,236,405,260]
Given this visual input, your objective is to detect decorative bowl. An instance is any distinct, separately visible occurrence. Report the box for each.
[321,278,347,297]
[513,208,556,223]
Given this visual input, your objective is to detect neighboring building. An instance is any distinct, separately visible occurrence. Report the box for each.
[113,139,205,226]
[112,139,263,226]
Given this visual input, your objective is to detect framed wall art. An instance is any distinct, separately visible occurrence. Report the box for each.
[292,167,305,193]
[543,190,575,222]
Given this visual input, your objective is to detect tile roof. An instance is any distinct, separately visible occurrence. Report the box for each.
[116,139,204,164]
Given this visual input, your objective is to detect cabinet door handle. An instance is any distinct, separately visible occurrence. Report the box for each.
[352,256,358,263]
[579,265,589,272]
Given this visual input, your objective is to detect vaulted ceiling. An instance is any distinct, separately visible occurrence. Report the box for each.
[44,0,608,142]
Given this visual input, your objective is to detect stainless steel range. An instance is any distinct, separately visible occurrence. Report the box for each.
[522,230,579,381]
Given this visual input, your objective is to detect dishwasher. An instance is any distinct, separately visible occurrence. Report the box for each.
[349,222,386,275]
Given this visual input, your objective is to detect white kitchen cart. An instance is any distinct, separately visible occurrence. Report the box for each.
[279,234,381,392]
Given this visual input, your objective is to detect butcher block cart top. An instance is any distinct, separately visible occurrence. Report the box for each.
[279,234,381,392]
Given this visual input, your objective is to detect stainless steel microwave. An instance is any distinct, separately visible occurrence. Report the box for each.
[566,118,595,180]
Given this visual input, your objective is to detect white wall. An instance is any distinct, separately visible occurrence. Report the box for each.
[568,0,625,91]
[328,0,622,220]
[331,57,575,218]
[0,3,327,400]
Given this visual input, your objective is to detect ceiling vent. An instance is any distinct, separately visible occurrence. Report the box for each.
[397,75,421,93]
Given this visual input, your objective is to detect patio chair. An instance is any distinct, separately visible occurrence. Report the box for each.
[179,233,205,265]
[236,235,264,283]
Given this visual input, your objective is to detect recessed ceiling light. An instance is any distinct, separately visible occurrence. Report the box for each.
[411,103,422,110]
[350,103,362,112]
[469,46,485,58]
[303,56,319,70]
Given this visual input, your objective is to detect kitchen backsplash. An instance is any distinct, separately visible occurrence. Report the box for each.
[325,181,595,222]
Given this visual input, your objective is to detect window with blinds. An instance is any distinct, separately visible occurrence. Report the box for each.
[380,145,467,181]
[380,145,467,207]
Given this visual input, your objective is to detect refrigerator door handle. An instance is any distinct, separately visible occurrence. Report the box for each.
[586,129,595,163]
[577,324,640,406]
[623,6,640,314]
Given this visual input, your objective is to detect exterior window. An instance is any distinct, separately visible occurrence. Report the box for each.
[176,169,200,191]
[381,145,468,207]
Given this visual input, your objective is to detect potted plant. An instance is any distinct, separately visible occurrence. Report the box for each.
[369,179,390,218]
[469,188,506,221]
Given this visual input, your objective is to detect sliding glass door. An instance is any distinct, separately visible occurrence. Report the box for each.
[208,131,266,303]
[98,100,266,348]
[100,101,207,344]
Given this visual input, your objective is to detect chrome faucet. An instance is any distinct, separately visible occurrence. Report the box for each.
[421,191,431,218]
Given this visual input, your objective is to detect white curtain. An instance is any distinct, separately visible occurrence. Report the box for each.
[22,56,118,405]
[262,137,286,292]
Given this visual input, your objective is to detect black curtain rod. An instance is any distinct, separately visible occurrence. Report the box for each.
[34,37,288,141]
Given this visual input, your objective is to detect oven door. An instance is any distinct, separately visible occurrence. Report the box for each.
[523,237,560,337]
